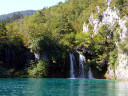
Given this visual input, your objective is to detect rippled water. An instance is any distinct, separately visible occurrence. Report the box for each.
[0,78,128,96]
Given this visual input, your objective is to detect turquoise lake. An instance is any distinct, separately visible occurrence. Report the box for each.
[0,78,128,96]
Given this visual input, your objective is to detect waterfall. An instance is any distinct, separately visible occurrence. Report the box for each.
[69,53,75,78]
[69,52,94,79]
[78,52,86,78]
[88,68,94,79]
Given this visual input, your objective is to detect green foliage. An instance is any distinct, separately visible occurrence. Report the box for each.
[0,22,7,41]
[0,22,7,51]
[9,36,24,47]
[6,69,16,77]
[93,25,115,53]
[126,22,128,28]
[108,49,118,69]
[59,32,75,48]
[25,60,36,69]
[5,0,107,54]
[89,25,116,70]
[29,38,40,52]
[75,32,91,48]
[112,0,128,17]
[118,38,128,54]
[115,0,124,7]
[28,60,48,78]
[0,0,127,78]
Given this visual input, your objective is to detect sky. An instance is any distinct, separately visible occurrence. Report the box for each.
[0,0,66,15]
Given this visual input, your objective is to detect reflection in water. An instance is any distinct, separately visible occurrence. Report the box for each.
[0,79,128,96]
[27,79,46,96]
[106,81,128,96]
[70,79,86,96]
[78,79,85,96]
[115,81,128,96]
[70,79,74,96]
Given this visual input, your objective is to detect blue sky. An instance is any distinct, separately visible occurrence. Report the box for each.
[0,0,66,15]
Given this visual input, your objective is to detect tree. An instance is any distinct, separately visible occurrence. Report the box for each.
[90,25,115,69]
[0,22,7,43]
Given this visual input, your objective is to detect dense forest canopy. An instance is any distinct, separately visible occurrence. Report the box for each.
[0,0,128,78]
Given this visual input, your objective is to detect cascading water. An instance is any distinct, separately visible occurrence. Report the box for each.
[69,52,94,79]
[88,68,94,79]
[69,53,76,78]
[78,52,86,78]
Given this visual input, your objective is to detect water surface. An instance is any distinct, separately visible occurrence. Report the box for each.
[0,78,128,96]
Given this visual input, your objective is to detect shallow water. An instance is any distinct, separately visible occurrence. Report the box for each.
[0,78,128,96]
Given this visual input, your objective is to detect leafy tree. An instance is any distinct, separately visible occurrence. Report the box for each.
[89,25,115,69]
[28,60,48,78]
[0,22,7,49]
[0,22,7,41]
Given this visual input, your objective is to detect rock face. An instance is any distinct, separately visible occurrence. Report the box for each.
[106,53,128,80]
[83,0,128,80]
[115,53,128,80]
[0,47,34,70]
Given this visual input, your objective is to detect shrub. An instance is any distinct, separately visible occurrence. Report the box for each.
[28,60,48,78]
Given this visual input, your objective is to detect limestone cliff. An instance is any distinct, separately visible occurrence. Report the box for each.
[83,0,128,80]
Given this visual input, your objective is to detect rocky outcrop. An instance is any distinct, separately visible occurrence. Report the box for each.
[115,53,128,80]
[83,0,128,80]
[34,52,40,61]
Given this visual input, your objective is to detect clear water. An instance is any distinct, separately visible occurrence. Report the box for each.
[0,78,128,96]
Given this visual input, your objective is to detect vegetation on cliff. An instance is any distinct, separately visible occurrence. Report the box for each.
[0,0,127,78]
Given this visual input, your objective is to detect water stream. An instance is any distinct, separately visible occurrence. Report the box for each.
[88,68,94,79]
[69,53,75,78]
[78,52,86,78]
[70,52,94,79]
